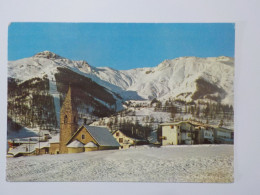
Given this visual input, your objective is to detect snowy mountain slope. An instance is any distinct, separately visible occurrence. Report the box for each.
[97,56,234,104]
[8,51,141,101]
[75,56,234,104]
[8,51,234,105]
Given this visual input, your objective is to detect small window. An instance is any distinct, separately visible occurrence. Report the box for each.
[74,116,77,123]
[119,138,123,143]
[116,132,119,136]
[82,134,85,140]
[64,115,68,123]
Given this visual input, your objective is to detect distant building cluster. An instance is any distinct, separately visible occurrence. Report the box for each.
[160,121,233,146]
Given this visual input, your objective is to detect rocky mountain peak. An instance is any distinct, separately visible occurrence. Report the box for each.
[33,51,63,59]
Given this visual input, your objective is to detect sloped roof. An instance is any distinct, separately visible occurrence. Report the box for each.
[35,142,50,149]
[84,141,97,148]
[68,125,120,147]
[49,134,60,143]
[8,143,37,157]
[160,121,194,126]
[67,140,84,148]
[113,129,145,141]
[85,125,120,147]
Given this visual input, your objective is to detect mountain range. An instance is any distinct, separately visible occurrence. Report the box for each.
[9,50,234,104]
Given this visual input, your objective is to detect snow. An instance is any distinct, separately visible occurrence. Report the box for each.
[84,141,97,148]
[6,145,233,182]
[35,142,50,149]
[49,134,59,143]
[48,75,60,125]
[67,140,84,148]
[8,143,37,156]
[8,52,234,105]
[85,125,121,147]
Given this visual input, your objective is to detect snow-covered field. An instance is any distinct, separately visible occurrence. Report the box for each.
[6,145,233,183]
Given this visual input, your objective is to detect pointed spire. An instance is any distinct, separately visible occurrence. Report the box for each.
[60,83,77,113]
[66,83,72,101]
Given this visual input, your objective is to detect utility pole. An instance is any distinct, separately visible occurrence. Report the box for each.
[29,138,30,152]
[38,128,41,155]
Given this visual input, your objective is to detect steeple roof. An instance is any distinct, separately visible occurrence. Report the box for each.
[61,84,77,113]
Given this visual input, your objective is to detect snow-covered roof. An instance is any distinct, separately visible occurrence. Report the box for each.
[84,141,97,148]
[8,143,37,156]
[213,127,234,132]
[67,140,84,148]
[85,125,120,147]
[35,142,50,149]
[67,125,120,147]
[160,121,194,126]
[113,130,146,141]
[49,134,60,143]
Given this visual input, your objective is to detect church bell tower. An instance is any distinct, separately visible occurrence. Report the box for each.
[59,85,78,154]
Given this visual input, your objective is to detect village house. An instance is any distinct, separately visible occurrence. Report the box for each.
[35,141,50,155]
[49,134,60,154]
[160,121,196,146]
[213,127,234,144]
[8,142,37,157]
[188,121,215,144]
[160,120,234,146]
[195,126,215,144]
[66,125,120,153]
[112,129,147,149]
[7,138,38,152]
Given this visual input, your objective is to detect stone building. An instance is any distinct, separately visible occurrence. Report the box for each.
[59,85,78,154]
[66,125,120,153]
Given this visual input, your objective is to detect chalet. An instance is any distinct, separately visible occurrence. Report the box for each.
[35,141,50,155]
[112,129,147,149]
[7,138,38,152]
[186,121,215,144]
[85,141,98,151]
[67,140,84,153]
[195,126,214,144]
[8,143,37,157]
[160,121,195,146]
[213,127,234,144]
[49,134,60,154]
[66,125,120,153]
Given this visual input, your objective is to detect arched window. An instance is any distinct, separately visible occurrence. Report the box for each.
[64,115,68,123]
[74,116,77,123]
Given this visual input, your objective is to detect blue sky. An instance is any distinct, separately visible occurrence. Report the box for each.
[8,23,235,70]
